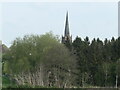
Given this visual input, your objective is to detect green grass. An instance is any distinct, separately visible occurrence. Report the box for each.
[2,75,16,88]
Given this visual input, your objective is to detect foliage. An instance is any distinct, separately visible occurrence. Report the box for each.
[2,32,120,88]
[3,32,76,88]
[72,36,120,87]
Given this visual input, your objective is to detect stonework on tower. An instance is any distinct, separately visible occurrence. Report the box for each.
[62,12,72,44]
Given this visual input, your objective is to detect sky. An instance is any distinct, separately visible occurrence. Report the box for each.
[0,2,118,47]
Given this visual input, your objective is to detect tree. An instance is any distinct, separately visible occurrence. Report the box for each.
[3,32,77,87]
[115,59,120,88]
[102,62,110,87]
[43,43,76,87]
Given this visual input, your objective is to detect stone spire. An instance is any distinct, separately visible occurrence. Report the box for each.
[64,11,70,37]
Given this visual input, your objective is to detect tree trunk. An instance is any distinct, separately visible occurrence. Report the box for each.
[115,74,118,88]
[105,71,108,87]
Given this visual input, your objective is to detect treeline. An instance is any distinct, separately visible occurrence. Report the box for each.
[67,36,120,87]
[2,33,120,88]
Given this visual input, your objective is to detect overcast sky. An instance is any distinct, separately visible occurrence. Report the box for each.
[1,2,118,47]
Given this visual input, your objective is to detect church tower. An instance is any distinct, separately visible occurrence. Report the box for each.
[62,12,72,44]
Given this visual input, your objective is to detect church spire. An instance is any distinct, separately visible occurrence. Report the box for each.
[64,11,70,37]
[62,11,72,44]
